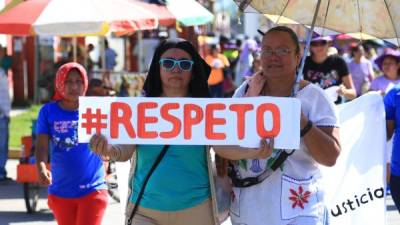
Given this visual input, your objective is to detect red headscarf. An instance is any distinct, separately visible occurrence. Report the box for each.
[53,62,88,101]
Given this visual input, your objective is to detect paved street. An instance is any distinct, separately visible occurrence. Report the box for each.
[1,159,400,225]
[0,159,124,225]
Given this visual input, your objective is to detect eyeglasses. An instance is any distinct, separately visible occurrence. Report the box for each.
[262,48,292,57]
[311,41,328,47]
[159,58,194,71]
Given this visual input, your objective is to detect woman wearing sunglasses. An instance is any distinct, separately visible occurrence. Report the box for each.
[303,36,356,104]
[89,38,218,225]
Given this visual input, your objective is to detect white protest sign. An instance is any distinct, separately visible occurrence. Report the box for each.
[219,93,387,225]
[322,93,386,225]
[324,85,340,103]
[78,97,301,149]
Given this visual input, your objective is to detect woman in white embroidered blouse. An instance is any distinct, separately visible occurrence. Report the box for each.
[213,26,341,225]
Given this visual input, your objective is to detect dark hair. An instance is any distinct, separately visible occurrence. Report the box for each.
[143,38,211,97]
[264,26,300,54]
[236,39,242,47]
[350,43,363,57]
[104,39,109,49]
[210,44,218,51]
[88,78,103,88]
[383,55,399,63]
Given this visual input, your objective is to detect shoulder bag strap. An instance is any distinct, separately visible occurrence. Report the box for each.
[127,145,169,225]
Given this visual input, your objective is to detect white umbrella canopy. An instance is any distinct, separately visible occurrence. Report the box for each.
[235,0,400,46]
[261,14,393,45]
[36,0,159,36]
[0,0,159,103]
[0,0,159,36]
[235,0,400,93]
[165,0,214,26]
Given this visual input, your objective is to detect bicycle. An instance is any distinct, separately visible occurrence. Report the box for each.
[17,135,49,213]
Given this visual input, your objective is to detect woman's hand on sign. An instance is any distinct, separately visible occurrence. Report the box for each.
[245,72,266,97]
[336,84,346,96]
[90,134,113,161]
[249,138,274,159]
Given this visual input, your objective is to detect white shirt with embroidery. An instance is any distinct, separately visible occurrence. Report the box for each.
[230,81,338,225]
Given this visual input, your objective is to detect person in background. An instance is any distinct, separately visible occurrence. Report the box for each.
[86,78,115,97]
[102,39,117,88]
[365,45,377,58]
[86,43,96,79]
[303,36,356,103]
[384,83,400,212]
[0,45,11,182]
[118,75,130,97]
[370,49,400,94]
[221,38,241,97]
[232,38,242,74]
[370,48,400,193]
[347,43,374,96]
[242,52,261,79]
[35,62,108,225]
[0,45,12,72]
[205,44,230,98]
[234,37,258,86]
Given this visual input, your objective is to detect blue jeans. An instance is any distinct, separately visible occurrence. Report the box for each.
[210,82,223,98]
[0,115,9,178]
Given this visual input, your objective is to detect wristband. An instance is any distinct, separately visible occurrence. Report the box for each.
[300,120,313,137]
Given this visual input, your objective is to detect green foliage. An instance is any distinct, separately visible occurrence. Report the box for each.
[9,105,41,149]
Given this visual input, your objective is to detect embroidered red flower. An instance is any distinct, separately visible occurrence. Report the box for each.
[289,185,311,209]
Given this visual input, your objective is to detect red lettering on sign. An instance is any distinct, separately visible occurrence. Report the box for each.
[160,103,181,139]
[256,103,280,138]
[206,103,227,140]
[183,104,203,139]
[110,102,136,138]
[137,102,158,139]
[229,104,254,140]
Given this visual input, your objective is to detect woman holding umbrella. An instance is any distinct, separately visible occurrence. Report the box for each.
[214,26,341,225]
